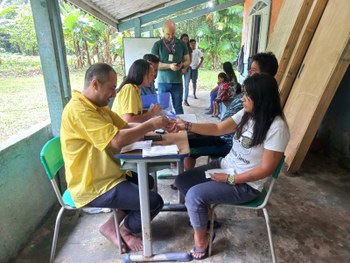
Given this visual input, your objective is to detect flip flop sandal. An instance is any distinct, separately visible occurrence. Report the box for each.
[170,183,178,190]
[189,232,216,260]
[191,246,208,260]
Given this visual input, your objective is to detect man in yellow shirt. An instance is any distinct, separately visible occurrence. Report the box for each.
[61,63,172,252]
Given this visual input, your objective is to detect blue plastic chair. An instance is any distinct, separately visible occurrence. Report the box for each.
[208,156,285,263]
[40,136,123,262]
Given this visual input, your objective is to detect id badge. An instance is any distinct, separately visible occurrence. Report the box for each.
[168,54,173,62]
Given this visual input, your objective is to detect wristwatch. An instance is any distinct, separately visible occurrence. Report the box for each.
[227,174,235,185]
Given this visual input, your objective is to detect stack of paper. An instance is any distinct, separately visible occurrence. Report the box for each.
[120,140,152,153]
[205,168,235,179]
[142,145,179,157]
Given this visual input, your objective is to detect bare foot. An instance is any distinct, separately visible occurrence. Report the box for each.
[99,215,127,253]
[120,223,143,252]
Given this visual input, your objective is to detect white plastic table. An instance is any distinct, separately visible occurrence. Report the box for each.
[115,132,191,262]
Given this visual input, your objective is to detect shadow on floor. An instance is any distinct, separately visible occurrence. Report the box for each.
[12,91,350,263]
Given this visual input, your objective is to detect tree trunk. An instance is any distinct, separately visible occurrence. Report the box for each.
[84,40,92,66]
[16,43,21,54]
[75,40,84,68]
[104,27,112,64]
[97,44,104,63]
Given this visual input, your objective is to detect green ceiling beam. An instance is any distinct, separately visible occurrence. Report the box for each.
[143,0,243,32]
[117,0,209,32]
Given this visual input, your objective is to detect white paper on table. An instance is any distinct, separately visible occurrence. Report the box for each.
[142,145,179,157]
[120,140,152,153]
[205,168,235,179]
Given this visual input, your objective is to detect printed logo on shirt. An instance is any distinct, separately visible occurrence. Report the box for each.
[231,147,250,165]
[233,133,253,154]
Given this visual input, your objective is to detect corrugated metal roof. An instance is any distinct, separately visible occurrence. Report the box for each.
[67,0,187,26]
[66,0,243,31]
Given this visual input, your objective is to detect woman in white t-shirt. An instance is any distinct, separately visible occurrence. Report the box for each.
[175,73,290,260]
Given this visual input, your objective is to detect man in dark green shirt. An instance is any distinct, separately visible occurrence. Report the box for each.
[151,20,190,114]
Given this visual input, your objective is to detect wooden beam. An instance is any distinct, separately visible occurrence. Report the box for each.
[266,0,313,83]
[283,0,350,172]
[279,0,328,106]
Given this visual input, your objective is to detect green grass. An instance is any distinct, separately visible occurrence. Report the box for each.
[0,53,42,75]
[196,69,221,91]
[0,54,221,144]
[0,75,46,142]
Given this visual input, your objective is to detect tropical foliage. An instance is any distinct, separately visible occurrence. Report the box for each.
[60,2,128,70]
[0,0,243,70]
[0,3,37,55]
[175,1,243,69]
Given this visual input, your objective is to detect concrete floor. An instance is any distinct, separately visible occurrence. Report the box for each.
[12,91,350,263]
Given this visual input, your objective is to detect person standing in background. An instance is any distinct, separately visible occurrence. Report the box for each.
[151,20,190,114]
[189,39,204,99]
[141,54,160,95]
[181,33,192,107]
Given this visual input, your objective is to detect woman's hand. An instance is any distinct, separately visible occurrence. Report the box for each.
[210,173,228,183]
[175,118,187,131]
[151,116,171,130]
[165,118,178,133]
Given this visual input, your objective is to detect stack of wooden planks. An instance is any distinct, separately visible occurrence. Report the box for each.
[266,0,350,172]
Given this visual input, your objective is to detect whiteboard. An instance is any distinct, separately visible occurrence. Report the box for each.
[123,37,160,75]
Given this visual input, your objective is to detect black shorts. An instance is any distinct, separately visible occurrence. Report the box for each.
[187,133,231,158]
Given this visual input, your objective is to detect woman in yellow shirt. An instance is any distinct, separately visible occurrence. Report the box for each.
[112,59,162,122]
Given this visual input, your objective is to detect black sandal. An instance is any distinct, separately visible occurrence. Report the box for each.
[170,183,178,190]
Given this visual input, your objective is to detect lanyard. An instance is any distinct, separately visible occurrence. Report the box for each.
[163,38,176,54]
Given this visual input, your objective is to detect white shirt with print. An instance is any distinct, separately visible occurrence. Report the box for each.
[220,109,290,191]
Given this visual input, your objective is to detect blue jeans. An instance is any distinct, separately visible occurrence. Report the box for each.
[183,68,191,101]
[175,159,260,230]
[210,89,218,111]
[190,69,198,94]
[158,83,184,114]
[88,172,164,234]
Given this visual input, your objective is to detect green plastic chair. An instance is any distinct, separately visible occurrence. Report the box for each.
[40,136,122,263]
[208,156,285,263]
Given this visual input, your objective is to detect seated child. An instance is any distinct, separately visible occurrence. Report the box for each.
[212,72,229,117]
